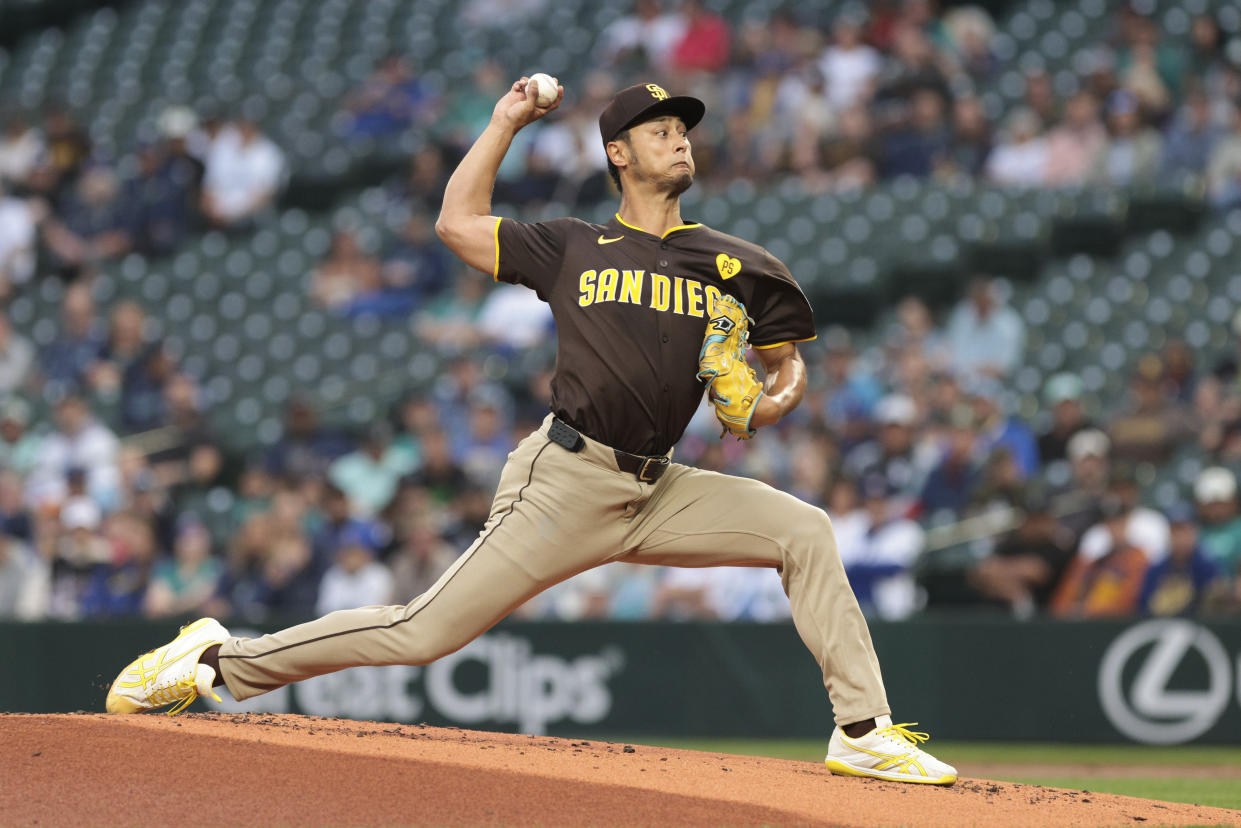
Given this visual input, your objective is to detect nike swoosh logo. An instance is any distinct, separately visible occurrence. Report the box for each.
[597,235,624,245]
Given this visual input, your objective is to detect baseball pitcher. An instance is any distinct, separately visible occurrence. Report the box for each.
[106,78,956,785]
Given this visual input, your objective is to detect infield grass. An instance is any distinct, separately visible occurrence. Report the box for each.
[636,738,1241,811]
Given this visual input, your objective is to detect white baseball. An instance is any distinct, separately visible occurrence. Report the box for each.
[528,72,559,107]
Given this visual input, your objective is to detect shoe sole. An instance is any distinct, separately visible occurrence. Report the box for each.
[825,758,957,786]
[105,618,226,715]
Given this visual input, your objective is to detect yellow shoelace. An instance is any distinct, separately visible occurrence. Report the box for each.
[875,722,931,748]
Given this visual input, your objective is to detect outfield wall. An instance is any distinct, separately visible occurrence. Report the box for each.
[4,617,1239,744]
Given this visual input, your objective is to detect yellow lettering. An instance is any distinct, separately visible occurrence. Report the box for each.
[673,276,684,314]
[597,268,618,303]
[578,270,597,307]
[704,285,723,313]
[620,269,644,304]
[651,273,670,312]
[686,280,704,317]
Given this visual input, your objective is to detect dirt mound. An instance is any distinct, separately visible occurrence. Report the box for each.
[2,713,1237,827]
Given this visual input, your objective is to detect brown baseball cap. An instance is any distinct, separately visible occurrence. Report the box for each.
[598,82,706,146]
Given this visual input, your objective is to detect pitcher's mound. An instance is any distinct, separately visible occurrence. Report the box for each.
[2,713,1237,827]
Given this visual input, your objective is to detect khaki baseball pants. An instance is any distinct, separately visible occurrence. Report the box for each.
[218,415,890,725]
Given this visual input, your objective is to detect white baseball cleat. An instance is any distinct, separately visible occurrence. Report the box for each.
[105,617,230,715]
[825,715,958,785]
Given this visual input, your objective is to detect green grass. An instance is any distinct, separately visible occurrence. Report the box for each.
[633,738,1241,811]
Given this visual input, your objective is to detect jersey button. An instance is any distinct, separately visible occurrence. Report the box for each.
[663,383,670,392]
[661,334,669,343]
[659,259,668,268]
[660,242,668,249]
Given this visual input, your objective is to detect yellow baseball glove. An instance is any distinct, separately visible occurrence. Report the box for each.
[697,294,764,440]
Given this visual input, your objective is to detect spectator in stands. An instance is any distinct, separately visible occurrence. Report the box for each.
[41,283,103,393]
[395,146,449,214]
[38,106,90,197]
[315,525,394,614]
[0,310,35,396]
[91,300,147,398]
[943,95,991,178]
[1021,69,1058,127]
[1187,14,1230,100]
[1092,90,1163,188]
[403,428,468,506]
[29,395,120,510]
[1139,503,1222,617]
[311,483,386,577]
[340,55,438,140]
[819,11,882,113]
[1109,354,1188,464]
[0,469,32,544]
[967,488,1075,616]
[1206,103,1241,209]
[265,396,352,479]
[454,389,513,489]
[1161,338,1197,404]
[1053,428,1111,544]
[669,0,731,75]
[984,107,1048,187]
[818,328,881,435]
[143,517,222,618]
[125,139,198,257]
[844,393,926,510]
[834,474,925,619]
[328,421,417,517]
[819,104,879,191]
[1115,15,1182,116]
[390,522,457,601]
[382,214,452,308]
[476,282,554,349]
[1161,91,1222,178]
[0,178,44,300]
[919,404,980,519]
[945,277,1026,381]
[1051,495,1149,618]
[84,509,157,617]
[942,5,996,82]
[43,496,110,619]
[1044,91,1108,187]
[601,0,686,72]
[1077,467,1170,566]
[879,87,951,178]
[310,229,384,313]
[116,340,177,433]
[42,162,134,281]
[527,75,613,205]
[1195,467,1241,582]
[872,22,950,115]
[1037,373,1093,465]
[200,116,284,229]
[969,379,1039,479]
[0,531,45,619]
[0,111,45,189]
[0,399,41,480]
[217,533,318,621]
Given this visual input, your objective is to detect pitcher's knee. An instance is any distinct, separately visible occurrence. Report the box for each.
[787,506,839,560]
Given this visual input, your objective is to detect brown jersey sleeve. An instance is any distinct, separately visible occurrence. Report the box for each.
[495,217,574,299]
[749,251,817,349]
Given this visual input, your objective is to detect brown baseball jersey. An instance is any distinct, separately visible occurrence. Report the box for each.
[494,213,816,455]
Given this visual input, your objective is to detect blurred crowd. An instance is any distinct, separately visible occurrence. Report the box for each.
[3,0,1241,625]
[421,0,1241,206]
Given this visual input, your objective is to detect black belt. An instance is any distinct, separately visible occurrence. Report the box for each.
[549,417,670,484]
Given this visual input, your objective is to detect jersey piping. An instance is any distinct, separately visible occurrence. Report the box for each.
[613,212,702,239]
[492,216,502,281]
[753,335,818,350]
[219,440,553,663]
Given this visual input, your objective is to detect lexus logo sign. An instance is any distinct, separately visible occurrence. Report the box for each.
[1097,619,1235,744]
